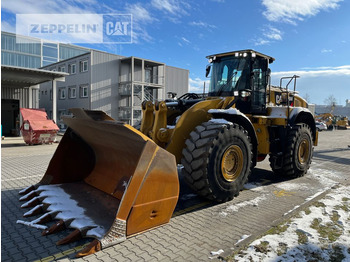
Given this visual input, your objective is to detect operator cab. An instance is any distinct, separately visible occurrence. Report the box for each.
[206,49,274,115]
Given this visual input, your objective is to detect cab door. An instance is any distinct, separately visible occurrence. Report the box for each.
[251,57,268,115]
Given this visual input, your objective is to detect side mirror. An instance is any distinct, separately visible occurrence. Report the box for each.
[266,68,271,86]
[267,68,271,76]
[205,65,211,78]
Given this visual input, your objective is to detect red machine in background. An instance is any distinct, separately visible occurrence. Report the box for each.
[20,108,59,145]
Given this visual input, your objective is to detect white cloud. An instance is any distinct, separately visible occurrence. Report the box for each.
[301,65,350,70]
[181,37,191,44]
[271,65,350,78]
[262,0,343,24]
[1,20,15,33]
[264,26,282,40]
[125,3,154,23]
[124,3,156,43]
[271,66,350,105]
[189,21,217,29]
[254,38,271,46]
[253,26,282,46]
[189,77,210,93]
[2,0,100,14]
[321,48,333,53]
[151,0,189,16]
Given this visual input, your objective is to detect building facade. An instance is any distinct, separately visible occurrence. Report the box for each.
[39,51,189,127]
[1,31,189,129]
[1,31,90,68]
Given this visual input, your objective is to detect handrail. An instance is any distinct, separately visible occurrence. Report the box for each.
[279,75,300,121]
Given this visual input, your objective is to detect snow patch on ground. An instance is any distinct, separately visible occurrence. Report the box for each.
[220,195,267,217]
[308,167,341,188]
[209,249,224,259]
[244,182,265,191]
[210,249,224,255]
[275,181,309,191]
[233,186,350,261]
[235,234,251,245]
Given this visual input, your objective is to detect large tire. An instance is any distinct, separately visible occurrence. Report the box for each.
[181,121,252,202]
[270,123,313,178]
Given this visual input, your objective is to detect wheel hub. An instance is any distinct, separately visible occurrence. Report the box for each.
[298,138,310,164]
[221,145,244,182]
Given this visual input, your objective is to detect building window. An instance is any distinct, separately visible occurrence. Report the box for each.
[80,85,89,98]
[80,60,88,72]
[58,66,65,72]
[59,45,88,60]
[59,88,66,99]
[68,86,77,99]
[68,63,76,74]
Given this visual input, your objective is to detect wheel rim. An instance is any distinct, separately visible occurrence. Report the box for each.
[221,145,244,182]
[298,138,310,164]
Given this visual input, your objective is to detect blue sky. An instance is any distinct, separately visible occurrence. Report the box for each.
[2,0,350,105]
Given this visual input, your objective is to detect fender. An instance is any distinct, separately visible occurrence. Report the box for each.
[208,108,258,167]
[288,107,317,144]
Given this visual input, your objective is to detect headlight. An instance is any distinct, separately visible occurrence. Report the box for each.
[241,91,251,97]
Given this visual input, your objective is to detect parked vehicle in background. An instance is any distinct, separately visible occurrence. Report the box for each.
[335,116,350,130]
[315,121,327,131]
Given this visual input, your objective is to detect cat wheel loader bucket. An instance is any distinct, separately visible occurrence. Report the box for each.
[18,108,179,257]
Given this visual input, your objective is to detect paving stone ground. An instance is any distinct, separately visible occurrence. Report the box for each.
[1,130,349,261]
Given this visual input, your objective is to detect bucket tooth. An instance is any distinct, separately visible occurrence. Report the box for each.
[32,211,58,225]
[23,204,44,218]
[42,220,66,236]
[76,239,101,257]
[19,185,36,195]
[56,229,82,246]
[19,190,37,202]
[21,196,42,208]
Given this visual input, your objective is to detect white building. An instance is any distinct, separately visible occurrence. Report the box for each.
[39,50,189,127]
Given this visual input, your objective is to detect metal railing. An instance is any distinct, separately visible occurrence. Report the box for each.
[279,75,300,120]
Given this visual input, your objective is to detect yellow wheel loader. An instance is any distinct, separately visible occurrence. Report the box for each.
[335,116,349,130]
[18,49,318,256]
